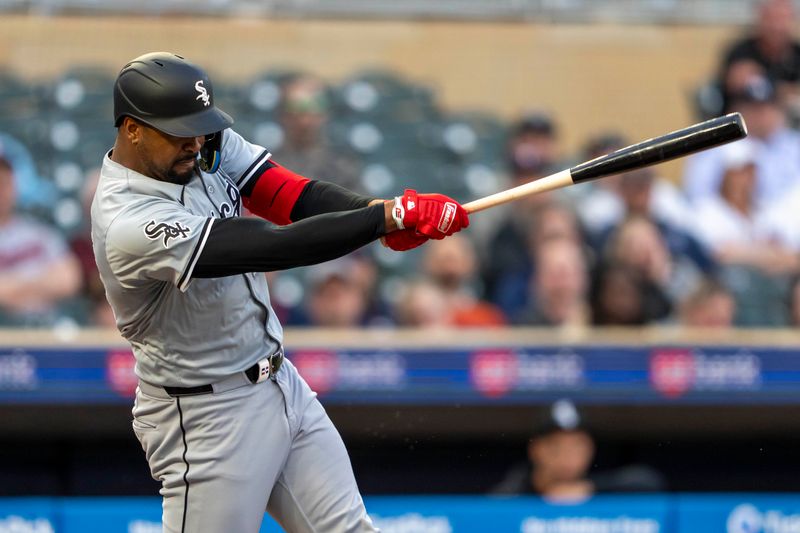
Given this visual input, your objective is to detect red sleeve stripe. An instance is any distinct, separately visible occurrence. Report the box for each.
[242,162,311,226]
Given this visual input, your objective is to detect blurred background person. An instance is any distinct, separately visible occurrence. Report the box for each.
[515,237,590,327]
[577,132,713,302]
[679,278,737,328]
[577,133,693,238]
[590,262,671,326]
[482,112,563,304]
[491,399,665,500]
[293,255,391,327]
[589,168,714,285]
[0,154,81,326]
[604,215,701,306]
[718,0,800,115]
[692,139,798,276]
[420,235,506,327]
[488,200,586,320]
[684,76,800,206]
[393,279,450,329]
[277,74,363,192]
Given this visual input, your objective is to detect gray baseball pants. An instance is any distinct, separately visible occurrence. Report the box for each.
[132,358,378,533]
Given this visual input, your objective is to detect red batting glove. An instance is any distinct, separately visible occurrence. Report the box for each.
[391,189,470,240]
[383,228,429,251]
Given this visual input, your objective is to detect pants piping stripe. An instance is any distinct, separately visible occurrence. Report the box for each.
[177,397,190,533]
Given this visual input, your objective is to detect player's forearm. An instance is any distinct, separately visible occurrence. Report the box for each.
[289,180,375,221]
[193,204,387,277]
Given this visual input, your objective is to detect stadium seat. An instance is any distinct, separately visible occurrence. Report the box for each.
[43,66,115,119]
[718,265,791,327]
[333,69,439,124]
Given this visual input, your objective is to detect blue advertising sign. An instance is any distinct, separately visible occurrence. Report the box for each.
[0,498,56,533]
[0,342,799,405]
[7,494,800,532]
[676,494,800,533]
[366,495,671,532]
[59,498,162,533]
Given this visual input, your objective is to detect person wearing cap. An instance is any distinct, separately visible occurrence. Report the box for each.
[491,400,665,500]
[683,75,800,207]
[718,0,800,113]
[92,52,469,533]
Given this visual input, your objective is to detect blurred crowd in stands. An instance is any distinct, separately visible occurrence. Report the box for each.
[2,0,800,331]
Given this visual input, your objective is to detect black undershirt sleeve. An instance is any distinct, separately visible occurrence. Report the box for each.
[193,203,386,277]
[290,180,375,221]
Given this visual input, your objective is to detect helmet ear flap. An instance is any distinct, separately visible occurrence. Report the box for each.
[199,130,223,173]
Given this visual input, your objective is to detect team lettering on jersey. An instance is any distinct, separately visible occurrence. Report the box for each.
[144,220,192,247]
[219,181,242,219]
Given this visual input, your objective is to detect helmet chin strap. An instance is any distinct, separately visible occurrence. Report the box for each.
[199,130,223,173]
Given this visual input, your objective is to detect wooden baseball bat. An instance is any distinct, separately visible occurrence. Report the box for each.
[462,112,748,214]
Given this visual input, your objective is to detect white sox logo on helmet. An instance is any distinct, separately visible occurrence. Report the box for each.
[195,80,210,107]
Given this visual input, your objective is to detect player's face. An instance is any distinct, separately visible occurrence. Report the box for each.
[135,123,205,185]
[530,430,594,482]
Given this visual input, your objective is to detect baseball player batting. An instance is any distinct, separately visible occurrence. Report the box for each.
[91,52,468,533]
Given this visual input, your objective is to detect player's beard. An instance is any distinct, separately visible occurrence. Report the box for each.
[165,157,200,185]
[138,146,198,185]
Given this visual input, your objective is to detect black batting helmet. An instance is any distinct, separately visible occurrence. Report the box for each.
[113,52,233,137]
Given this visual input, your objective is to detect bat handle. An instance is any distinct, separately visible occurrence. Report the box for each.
[462,169,574,214]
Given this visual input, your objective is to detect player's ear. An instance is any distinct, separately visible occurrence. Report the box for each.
[123,117,142,145]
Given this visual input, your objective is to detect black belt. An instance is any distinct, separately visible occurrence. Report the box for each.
[164,349,284,397]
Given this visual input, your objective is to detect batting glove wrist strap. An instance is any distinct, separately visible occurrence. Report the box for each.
[392,189,420,231]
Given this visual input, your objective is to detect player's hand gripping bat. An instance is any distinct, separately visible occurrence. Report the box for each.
[462,113,748,214]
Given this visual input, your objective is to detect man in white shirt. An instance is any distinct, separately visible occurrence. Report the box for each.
[684,76,800,207]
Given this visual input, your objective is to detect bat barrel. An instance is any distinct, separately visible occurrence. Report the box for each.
[569,112,747,184]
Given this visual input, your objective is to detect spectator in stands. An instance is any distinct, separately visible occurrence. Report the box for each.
[693,139,799,275]
[0,155,81,326]
[578,133,693,238]
[718,0,800,114]
[393,279,450,328]
[488,200,586,320]
[277,74,362,192]
[590,262,671,326]
[516,238,590,327]
[683,76,800,206]
[508,112,560,183]
[420,235,505,327]
[69,167,115,327]
[296,255,389,327]
[482,112,562,305]
[679,278,736,328]
[491,399,665,499]
[604,215,693,308]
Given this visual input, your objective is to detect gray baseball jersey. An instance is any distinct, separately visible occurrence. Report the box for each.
[94,128,379,532]
[92,129,282,387]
